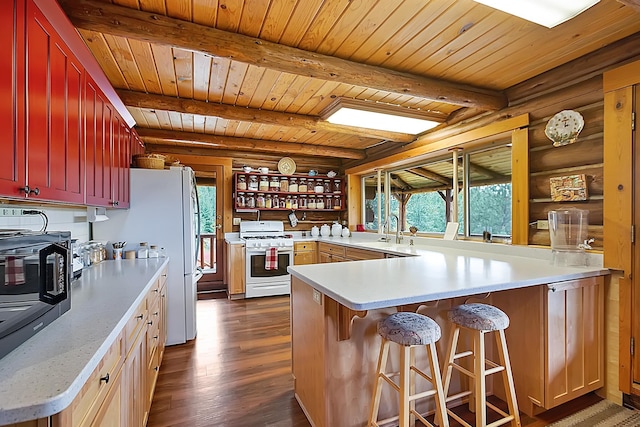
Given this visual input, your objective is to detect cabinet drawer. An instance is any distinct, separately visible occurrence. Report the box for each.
[345,247,384,261]
[68,335,124,427]
[147,298,161,354]
[124,298,147,357]
[294,242,316,252]
[318,242,346,257]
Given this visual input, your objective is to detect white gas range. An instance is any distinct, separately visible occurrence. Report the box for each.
[239,221,293,298]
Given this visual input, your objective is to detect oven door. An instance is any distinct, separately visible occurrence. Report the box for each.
[245,248,292,284]
[245,248,292,298]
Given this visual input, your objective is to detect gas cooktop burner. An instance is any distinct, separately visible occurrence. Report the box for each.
[242,235,288,240]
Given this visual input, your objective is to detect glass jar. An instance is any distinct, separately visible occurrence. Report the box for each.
[270,176,280,190]
[137,242,149,259]
[236,192,246,208]
[256,193,266,208]
[237,175,247,190]
[246,192,256,208]
[333,179,341,193]
[249,175,259,191]
[289,178,298,192]
[314,179,324,193]
[308,196,316,209]
[333,195,342,210]
[324,195,333,210]
[285,195,292,209]
[316,195,325,209]
[280,176,289,192]
[298,178,308,193]
[259,176,269,191]
[265,194,273,209]
[291,195,299,209]
[323,179,331,193]
[149,245,159,258]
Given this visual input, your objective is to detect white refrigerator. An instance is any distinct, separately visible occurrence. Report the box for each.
[93,166,202,345]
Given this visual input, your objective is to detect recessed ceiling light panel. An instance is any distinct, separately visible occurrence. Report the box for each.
[473,0,600,28]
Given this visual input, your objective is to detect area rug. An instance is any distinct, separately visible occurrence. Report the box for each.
[547,400,640,426]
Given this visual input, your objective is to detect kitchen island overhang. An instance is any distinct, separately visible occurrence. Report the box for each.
[287,240,609,427]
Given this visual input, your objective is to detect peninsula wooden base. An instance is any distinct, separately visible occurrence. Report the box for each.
[291,275,605,427]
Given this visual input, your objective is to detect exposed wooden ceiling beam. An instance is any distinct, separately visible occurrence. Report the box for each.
[117,90,414,143]
[60,0,507,110]
[406,168,452,186]
[389,174,412,191]
[447,159,504,179]
[136,127,366,159]
[618,0,640,12]
[145,144,342,170]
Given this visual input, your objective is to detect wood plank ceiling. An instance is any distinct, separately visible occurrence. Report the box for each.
[60,0,640,171]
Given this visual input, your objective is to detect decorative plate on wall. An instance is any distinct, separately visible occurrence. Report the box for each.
[545,110,584,147]
[277,157,296,175]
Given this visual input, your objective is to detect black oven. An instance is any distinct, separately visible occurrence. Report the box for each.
[0,231,71,359]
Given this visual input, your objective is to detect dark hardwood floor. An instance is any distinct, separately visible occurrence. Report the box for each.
[148,296,600,427]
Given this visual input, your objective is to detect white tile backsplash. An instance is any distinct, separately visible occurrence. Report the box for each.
[0,203,89,242]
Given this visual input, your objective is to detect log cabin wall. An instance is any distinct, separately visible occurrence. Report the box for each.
[518,78,604,249]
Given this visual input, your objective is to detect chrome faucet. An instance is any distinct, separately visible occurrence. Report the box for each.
[382,214,403,244]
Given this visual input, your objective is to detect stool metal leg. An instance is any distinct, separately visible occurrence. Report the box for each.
[369,338,390,426]
[496,330,521,427]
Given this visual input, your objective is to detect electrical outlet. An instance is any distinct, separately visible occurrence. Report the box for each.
[537,220,549,230]
[233,217,241,226]
[0,208,22,216]
[312,289,322,305]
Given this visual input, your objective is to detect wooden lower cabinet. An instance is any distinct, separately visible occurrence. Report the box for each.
[318,242,384,263]
[492,276,605,416]
[318,242,346,263]
[225,242,245,298]
[14,267,171,427]
[294,242,316,265]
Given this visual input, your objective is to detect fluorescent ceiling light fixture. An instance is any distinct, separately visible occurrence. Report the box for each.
[322,99,442,135]
[473,0,600,28]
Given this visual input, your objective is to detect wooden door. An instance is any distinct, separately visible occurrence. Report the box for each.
[632,84,640,386]
[0,0,25,198]
[196,168,225,292]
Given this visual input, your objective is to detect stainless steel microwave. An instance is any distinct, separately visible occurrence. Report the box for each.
[0,230,71,359]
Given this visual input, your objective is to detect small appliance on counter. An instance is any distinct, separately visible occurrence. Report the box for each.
[71,239,83,280]
[0,230,72,359]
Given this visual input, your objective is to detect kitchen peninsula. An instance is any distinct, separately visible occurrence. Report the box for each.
[288,239,609,427]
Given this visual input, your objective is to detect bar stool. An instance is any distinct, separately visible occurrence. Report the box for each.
[368,312,449,427]
[441,303,521,427]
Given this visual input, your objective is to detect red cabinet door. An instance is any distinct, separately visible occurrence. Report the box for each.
[112,115,131,208]
[25,0,84,203]
[0,0,25,197]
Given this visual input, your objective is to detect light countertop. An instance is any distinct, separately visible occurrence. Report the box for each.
[288,238,608,311]
[0,258,168,425]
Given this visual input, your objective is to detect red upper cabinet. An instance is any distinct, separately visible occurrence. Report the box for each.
[85,75,130,209]
[24,0,84,203]
[0,0,25,198]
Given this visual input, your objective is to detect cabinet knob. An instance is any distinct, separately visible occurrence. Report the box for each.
[136,314,144,320]
[111,201,119,207]
[100,373,110,384]
[19,186,40,196]
[147,320,153,326]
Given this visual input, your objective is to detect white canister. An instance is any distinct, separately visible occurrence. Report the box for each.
[320,224,331,237]
[341,227,351,238]
[331,223,342,237]
[310,226,320,237]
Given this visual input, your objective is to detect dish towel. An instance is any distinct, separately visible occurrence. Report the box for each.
[265,247,278,270]
[4,256,26,286]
